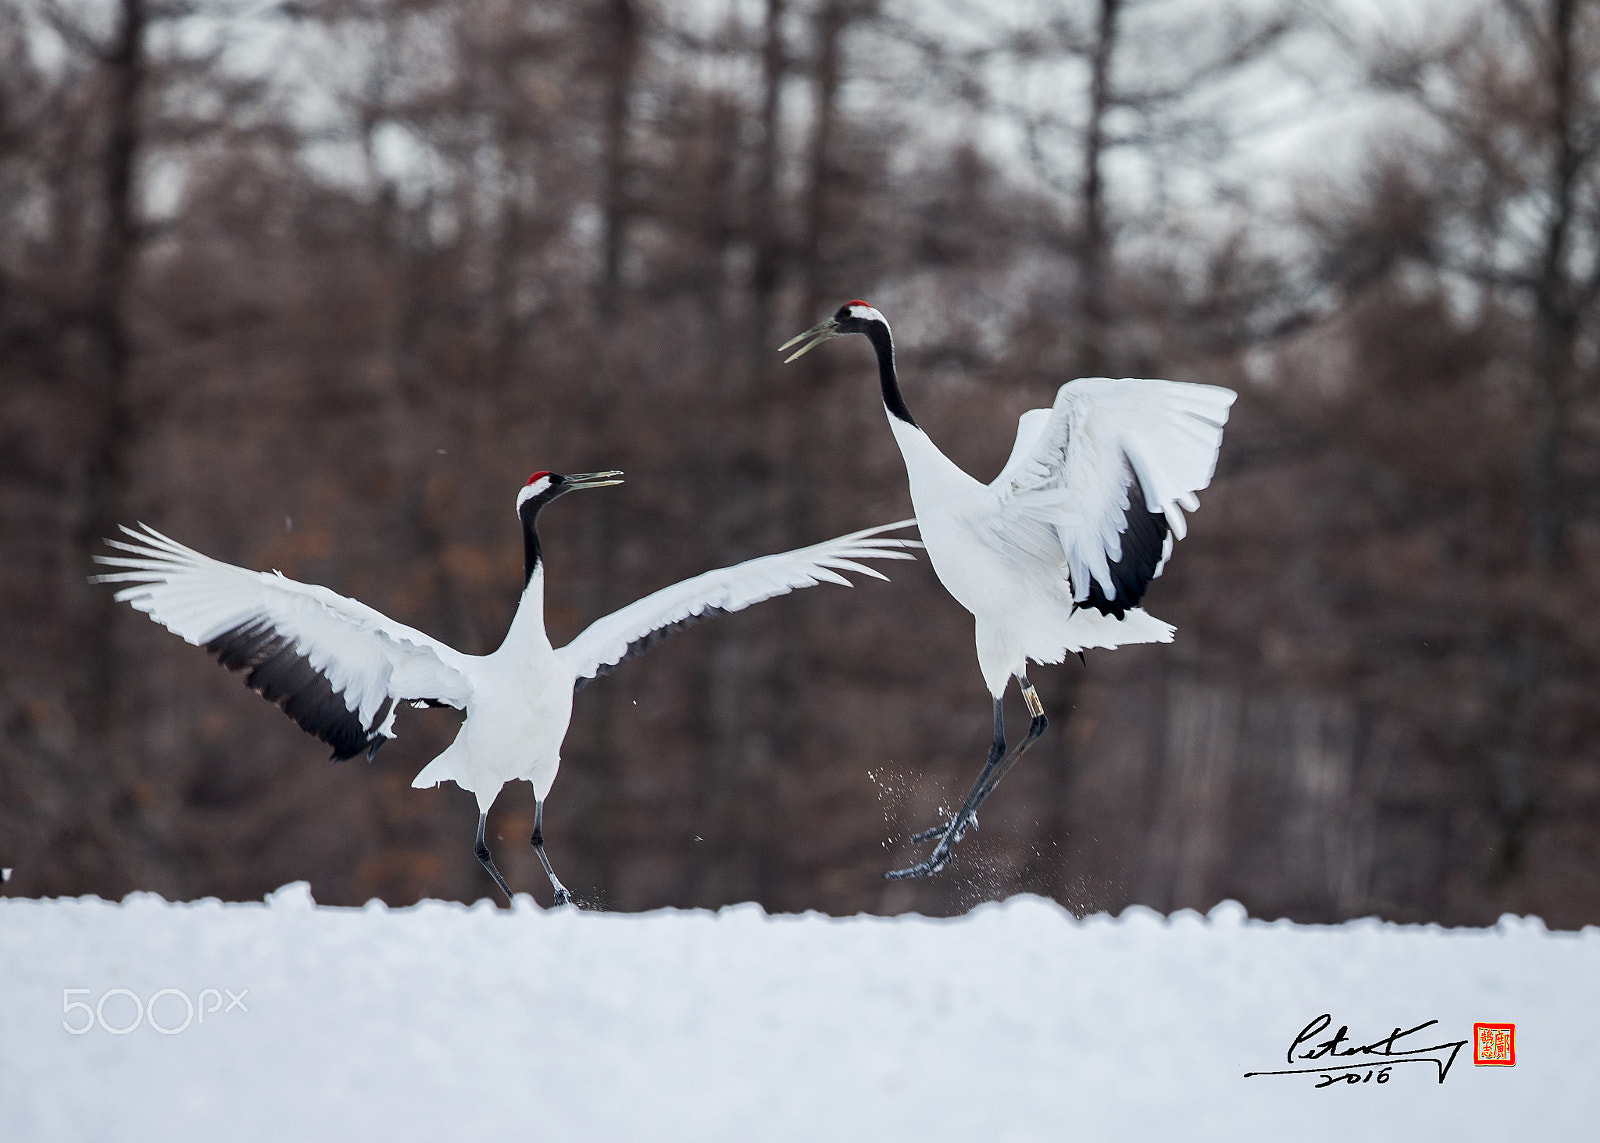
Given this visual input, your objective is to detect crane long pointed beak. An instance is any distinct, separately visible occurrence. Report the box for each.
[564,470,624,490]
[779,318,841,363]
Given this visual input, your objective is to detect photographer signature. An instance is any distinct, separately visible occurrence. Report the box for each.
[1244,1014,1468,1087]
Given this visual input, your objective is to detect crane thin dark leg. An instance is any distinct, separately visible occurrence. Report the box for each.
[971,675,1049,810]
[530,800,575,907]
[474,811,514,904]
[906,698,1005,844]
[888,676,1049,880]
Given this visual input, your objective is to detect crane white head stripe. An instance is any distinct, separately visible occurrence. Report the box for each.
[778,301,889,362]
[516,470,621,513]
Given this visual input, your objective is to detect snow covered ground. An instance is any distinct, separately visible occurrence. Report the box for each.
[2,887,1594,1141]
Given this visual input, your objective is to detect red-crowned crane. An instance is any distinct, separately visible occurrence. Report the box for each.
[783,302,1235,879]
[95,470,918,905]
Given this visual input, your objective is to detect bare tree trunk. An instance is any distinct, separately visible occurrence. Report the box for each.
[598,0,639,321]
[780,0,850,811]
[1141,678,1240,910]
[1499,0,1580,876]
[698,93,740,337]
[788,0,850,557]
[1076,0,1120,376]
[800,0,842,323]
[746,0,785,379]
[58,0,152,894]
[76,0,146,744]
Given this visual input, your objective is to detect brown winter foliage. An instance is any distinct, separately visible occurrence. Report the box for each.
[2,0,1598,927]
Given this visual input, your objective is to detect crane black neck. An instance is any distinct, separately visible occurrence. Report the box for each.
[518,492,559,590]
[865,321,918,428]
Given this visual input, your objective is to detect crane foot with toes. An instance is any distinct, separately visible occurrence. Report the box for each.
[884,689,1048,881]
[906,814,977,845]
[886,823,962,879]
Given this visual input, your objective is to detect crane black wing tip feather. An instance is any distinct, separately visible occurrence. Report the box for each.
[330,735,388,764]
[206,618,391,765]
[1080,474,1169,617]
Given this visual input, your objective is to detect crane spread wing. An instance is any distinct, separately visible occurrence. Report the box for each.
[557,520,920,688]
[990,377,1236,616]
[94,524,473,761]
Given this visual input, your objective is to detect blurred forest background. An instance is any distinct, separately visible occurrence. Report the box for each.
[3,0,1600,926]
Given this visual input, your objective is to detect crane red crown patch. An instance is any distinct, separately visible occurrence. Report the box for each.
[847,299,871,309]
[1472,1023,1515,1066]
[525,471,551,485]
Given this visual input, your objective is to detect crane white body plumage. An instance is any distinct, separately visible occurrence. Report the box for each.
[890,378,1234,696]
[409,564,567,809]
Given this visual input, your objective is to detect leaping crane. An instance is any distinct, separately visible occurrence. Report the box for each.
[96,470,919,905]
[783,302,1234,879]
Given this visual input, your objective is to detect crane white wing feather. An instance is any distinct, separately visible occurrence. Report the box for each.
[94,524,472,758]
[990,378,1235,608]
[991,408,1054,492]
[557,520,920,684]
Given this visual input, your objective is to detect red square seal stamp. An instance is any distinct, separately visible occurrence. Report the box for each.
[1472,1023,1515,1066]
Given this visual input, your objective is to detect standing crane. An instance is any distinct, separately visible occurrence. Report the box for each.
[95,470,918,905]
[783,302,1234,879]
